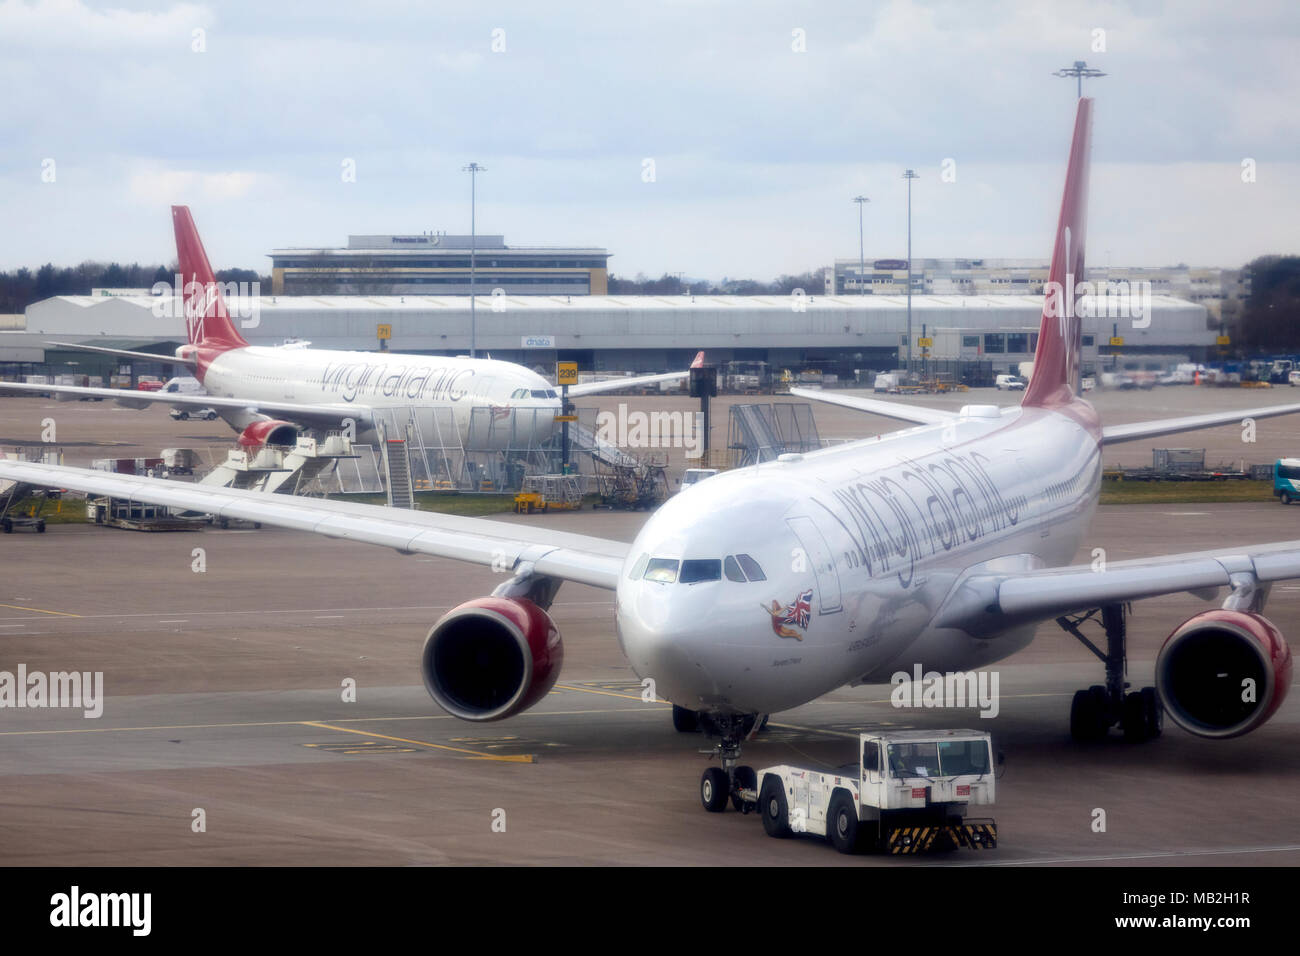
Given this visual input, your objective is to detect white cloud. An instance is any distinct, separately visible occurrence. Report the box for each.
[128,167,264,204]
[0,0,212,51]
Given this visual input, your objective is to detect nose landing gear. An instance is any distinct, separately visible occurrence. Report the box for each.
[696,712,764,813]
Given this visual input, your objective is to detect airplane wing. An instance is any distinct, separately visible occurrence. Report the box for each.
[937,541,1300,635]
[0,460,626,590]
[566,351,705,398]
[1101,402,1300,444]
[787,387,957,426]
[45,342,197,367]
[0,381,372,430]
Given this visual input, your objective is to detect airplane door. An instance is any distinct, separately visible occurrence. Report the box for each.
[785,514,842,614]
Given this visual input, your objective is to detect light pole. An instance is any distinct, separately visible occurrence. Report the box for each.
[852,195,869,297]
[1053,60,1106,98]
[902,169,919,376]
[462,162,487,357]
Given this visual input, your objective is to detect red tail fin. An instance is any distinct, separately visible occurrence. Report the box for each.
[1022,99,1092,409]
[171,205,249,352]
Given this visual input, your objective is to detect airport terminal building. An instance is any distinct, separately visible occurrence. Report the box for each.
[269,234,610,297]
[1,292,1214,384]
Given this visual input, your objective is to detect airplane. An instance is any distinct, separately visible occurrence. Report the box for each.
[0,205,704,452]
[3,97,1300,816]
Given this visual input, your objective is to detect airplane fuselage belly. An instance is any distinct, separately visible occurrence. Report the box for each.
[616,403,1103,716]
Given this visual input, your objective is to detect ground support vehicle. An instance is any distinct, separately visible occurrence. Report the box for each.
[722,729,999,855]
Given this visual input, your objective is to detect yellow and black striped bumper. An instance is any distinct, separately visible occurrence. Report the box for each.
[887,822,997,854]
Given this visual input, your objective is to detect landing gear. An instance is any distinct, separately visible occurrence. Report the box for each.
[696,712,763,813]
[700,767,729,812]
[1057,604,1162,743]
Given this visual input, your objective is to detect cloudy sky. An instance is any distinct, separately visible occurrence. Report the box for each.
[1,0,1297,279]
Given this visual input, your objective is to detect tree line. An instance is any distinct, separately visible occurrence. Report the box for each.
[0,262,268,314]
[1233,256,1300,352]
[607,269,828,296]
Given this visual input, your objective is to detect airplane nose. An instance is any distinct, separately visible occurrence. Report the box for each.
[617,585,717,708]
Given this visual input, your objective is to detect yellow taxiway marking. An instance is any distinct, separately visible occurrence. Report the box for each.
[0,602,81,618]
[554,683,669,704]
[301,720,533,762]
[0,707,667,738]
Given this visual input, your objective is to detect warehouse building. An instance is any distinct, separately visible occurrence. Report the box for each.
[1,291,1213,383]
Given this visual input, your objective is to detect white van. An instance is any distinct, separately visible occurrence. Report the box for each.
[995,374,1025,391]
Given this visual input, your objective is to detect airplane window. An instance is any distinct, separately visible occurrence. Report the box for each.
[643,558,680,583]
[723,555,746,582]
[531,389,549,398]
[736,554,766,581]
[628,553,649,581]
[679,559,721,584]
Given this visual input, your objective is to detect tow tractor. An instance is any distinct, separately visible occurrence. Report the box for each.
[723,729,1000,854]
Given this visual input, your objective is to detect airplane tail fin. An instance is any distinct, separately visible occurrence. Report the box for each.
[1022,98,1093,409]
[171,205,249,352]
[690,350,705,368]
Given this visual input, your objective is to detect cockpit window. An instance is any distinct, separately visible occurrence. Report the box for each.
[723,556,746,582]
[679,559,721,584]
[628,553,649,581]
[643,558,680,583]
[511,388,529,399]
[531,389,558,399]
[736,554,766,582]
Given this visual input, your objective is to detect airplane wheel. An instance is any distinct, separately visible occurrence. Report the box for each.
[1141,687,1163,739]
[760,775,791,837]
[1070,687,1109,742]
[700,767,729,813]
[672,704,699,733]
[730,765,757,813]
[827,793,860,854]
[1121,692,1147,742]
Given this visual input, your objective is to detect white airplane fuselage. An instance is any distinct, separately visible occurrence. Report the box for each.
[199,346,563,447]
[616,401,1102,716]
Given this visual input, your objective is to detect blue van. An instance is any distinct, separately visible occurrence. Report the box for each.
[1274,459,1300,504]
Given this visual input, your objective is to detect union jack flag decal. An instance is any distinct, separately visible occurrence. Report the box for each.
[782,589,813,630]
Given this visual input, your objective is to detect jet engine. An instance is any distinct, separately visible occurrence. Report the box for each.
[420,596,563,721]
[237,419,299,449]
[1155,609,1292,738]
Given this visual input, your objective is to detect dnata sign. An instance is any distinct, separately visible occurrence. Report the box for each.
[522,335,556,349]
[873,259,909,271]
